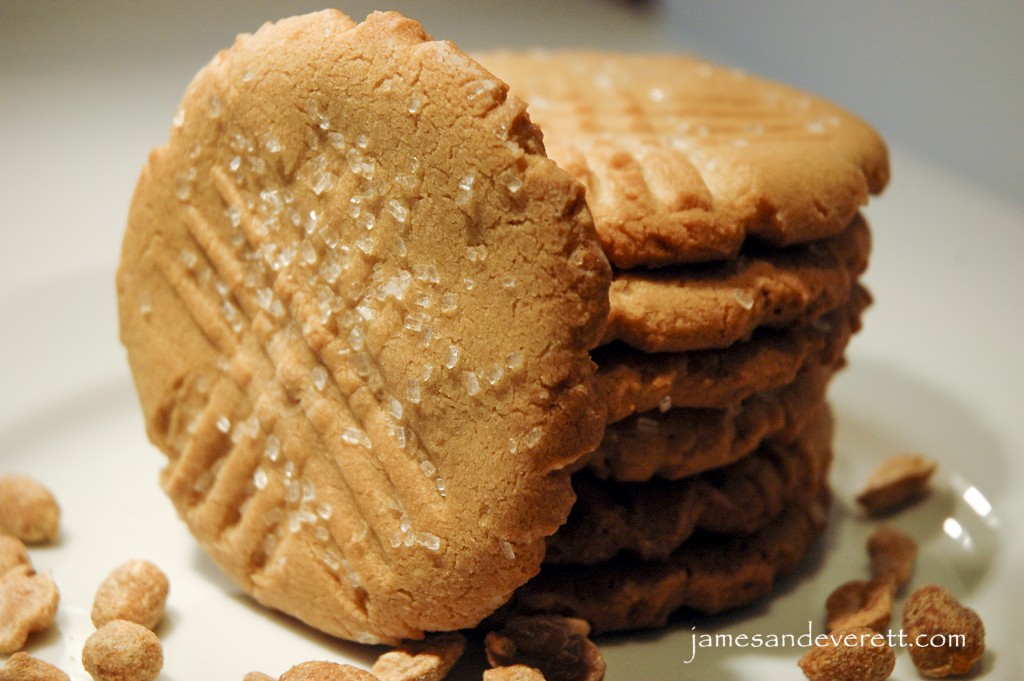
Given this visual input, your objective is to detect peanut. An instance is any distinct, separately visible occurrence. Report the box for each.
[279,661,377,680]
[0,652,69,681]
[798,626,894,681]
[483,665,547,681]
[0,474,60,544]
[372,631,466,681]
[856,454,936,514]
[867,525,918,590]
[825,579,894,633]
[485,615,605,681]
[0,534,30,576]
[82,620,163,681]
[903,585,985,677]
[0,564,60,653]
[92,560,169,630]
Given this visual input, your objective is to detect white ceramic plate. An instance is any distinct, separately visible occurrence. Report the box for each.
[1,148,1022,679]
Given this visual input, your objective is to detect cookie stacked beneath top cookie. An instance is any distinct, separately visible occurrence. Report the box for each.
[477,51,889,632]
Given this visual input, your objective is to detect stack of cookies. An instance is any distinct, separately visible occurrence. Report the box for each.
[119,9,891,648]
[477,51,889,633]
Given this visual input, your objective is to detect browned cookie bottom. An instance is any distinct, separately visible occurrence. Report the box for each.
[547,405,832,565]
[508,488,830,634]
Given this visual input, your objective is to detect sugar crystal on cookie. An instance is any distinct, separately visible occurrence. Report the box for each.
[522,427,542,450]
[455,172,476,205]
[498,170,523,194]
[444,345,460,369]
[253,468,268,491]
[485,364,505,386]
[464,371,482,396]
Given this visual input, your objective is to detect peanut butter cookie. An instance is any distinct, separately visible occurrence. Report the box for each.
[118,10,610,643]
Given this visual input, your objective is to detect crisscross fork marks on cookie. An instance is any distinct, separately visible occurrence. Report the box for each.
[210,165,435,464]
[476,51,888,268]
[146,234,385,614]
[118,10,612,641]
[147,177,448,609]
[201,173,446,528]
[208,162,453,548]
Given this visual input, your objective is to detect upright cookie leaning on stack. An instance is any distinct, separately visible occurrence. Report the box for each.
[475,51,888,631]
[117,10,611,644]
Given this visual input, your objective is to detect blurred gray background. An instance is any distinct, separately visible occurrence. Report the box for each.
[0,0,1021,292]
